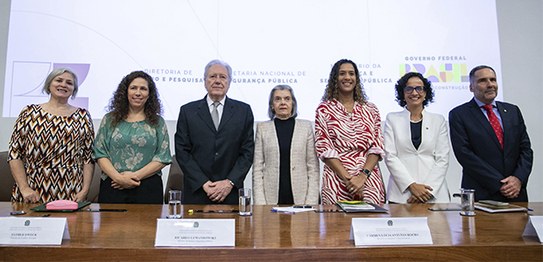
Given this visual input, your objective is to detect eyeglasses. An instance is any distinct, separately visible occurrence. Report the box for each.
[404,86,424,93]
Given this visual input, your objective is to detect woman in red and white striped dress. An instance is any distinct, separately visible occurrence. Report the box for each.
[315,59,385,205]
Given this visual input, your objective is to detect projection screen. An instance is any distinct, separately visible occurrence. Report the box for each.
[3,0,502,121]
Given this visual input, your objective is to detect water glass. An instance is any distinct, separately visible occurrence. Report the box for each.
[167,190,183,219]
[458,188,475,216]
[238,188,252,216]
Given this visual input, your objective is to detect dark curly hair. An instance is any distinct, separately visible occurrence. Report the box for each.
[108,71,162,127]
[321,59,367,103]
[394,72,434,107]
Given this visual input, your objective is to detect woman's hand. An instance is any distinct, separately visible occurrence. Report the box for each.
[346,175,367,195]
[408,183,433,203]
[74,189,89,202]
[111,172,141,190]
[9,159,40,203]
[20,187,40,203]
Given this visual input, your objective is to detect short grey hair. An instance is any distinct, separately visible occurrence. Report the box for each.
[204,59,232,84]
[469,65,496,84]
[42,68,79,98]
[268,84,298,120]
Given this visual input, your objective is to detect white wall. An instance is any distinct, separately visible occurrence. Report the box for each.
[0,0,541,201]
[0,0,10,151]
[496,0,543,201]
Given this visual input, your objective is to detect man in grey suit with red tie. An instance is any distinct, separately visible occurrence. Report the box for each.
[449,65,533,202]
[175,59,254,204]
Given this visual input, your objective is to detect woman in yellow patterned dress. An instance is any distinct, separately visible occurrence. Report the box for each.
[8,68,95,203]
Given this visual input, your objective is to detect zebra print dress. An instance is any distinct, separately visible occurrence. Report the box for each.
[315,99,385,205]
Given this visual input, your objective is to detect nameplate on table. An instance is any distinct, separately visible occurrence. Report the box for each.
[0,217,69,245]
[350,217,432,245]
[155,219,235,246]
[523,216,543,242]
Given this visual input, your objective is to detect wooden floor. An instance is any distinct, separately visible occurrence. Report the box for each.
[1,202,542,261]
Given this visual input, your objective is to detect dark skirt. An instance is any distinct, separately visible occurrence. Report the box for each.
[98,174,163,204]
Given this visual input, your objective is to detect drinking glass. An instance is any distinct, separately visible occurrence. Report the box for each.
[168,190,183,219]
[238,188,252,216]
[455,188,475,216]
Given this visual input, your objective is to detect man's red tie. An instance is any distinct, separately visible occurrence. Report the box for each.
[482,104,503,149]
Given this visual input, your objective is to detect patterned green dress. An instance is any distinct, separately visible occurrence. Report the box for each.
[93,113,171,201]
[8,104,95,202]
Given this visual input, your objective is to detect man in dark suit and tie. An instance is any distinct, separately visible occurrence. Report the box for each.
[175,60,254,204]
[449,65,533,201]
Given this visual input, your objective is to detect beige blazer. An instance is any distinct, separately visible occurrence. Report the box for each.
[252,119,320,205]
[384,109,450,203]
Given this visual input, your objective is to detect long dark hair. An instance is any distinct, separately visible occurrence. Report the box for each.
[108,71,162,126]
[321,59,367,103]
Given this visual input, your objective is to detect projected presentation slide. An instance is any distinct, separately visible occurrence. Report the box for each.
[3,0,502,121]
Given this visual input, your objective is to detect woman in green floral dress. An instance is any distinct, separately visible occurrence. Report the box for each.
[94,71,171,204]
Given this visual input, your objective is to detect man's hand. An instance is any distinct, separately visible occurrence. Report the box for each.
[500,176,521,199]
[203,180,216,196]
[206,180,233,203]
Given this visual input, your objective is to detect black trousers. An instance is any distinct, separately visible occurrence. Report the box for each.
[98,174,163,204]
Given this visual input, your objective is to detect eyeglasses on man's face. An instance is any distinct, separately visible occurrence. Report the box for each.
[404,86,424,93]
